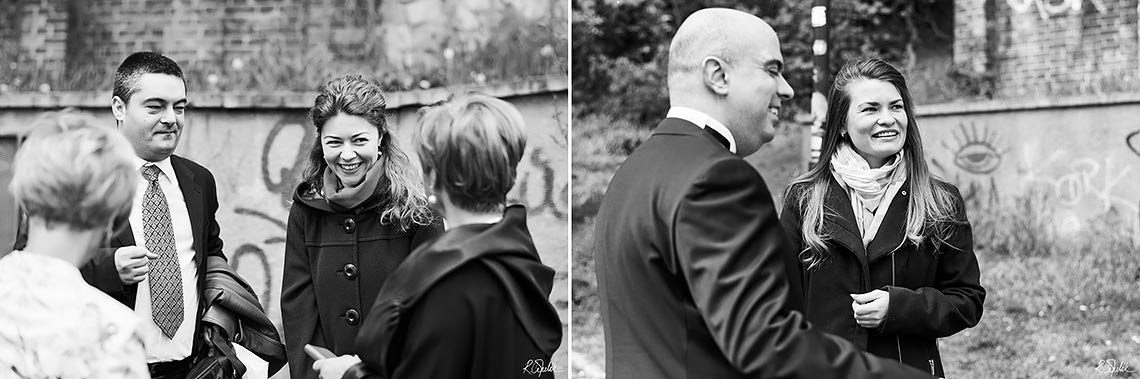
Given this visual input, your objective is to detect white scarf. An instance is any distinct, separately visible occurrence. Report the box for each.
[830,142,905,212]
[831,142,907,247]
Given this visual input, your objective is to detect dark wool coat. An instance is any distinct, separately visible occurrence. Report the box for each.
[781,177,986,377]
[281,183,443,379]
[348,205,563,379]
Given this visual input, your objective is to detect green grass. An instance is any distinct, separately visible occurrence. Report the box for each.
[571,115,1140,378]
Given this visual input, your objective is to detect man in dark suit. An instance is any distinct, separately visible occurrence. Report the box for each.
[18,52,227,378]
[593,9,933,378]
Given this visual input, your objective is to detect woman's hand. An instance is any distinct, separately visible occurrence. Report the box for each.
[312,355,362,379]
[850,290,890,328]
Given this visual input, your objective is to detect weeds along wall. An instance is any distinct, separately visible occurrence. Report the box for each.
[0,0,568,93]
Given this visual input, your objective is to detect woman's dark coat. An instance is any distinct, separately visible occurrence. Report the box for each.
[281,183,443,379]
[347,204,563,378]
[780,178,985,377]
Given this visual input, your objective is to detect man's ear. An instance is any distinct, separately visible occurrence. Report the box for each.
[702,56,730,96]
[111,96,126,124]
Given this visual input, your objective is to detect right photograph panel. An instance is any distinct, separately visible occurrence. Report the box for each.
[572,1,1140,378]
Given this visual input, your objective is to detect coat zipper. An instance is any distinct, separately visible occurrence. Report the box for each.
[929,359,936,375]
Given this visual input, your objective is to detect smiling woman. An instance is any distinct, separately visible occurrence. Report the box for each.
[279,75,444,379]
[780,58,985,377]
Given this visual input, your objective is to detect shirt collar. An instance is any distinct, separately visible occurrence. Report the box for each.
[133,155,175,181]
[666,106,736,154]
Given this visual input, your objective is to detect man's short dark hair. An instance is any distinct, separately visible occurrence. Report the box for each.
[112,52,185,102]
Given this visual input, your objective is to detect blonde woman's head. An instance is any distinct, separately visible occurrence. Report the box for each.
[10,109,137,231]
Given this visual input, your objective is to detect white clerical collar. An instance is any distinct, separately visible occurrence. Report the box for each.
[666,106,736,154]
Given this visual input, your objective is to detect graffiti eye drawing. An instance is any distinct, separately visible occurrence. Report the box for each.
[943,122,1007,175]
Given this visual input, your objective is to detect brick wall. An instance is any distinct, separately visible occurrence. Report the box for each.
[1,0,567,91]
[956,0,1140,98]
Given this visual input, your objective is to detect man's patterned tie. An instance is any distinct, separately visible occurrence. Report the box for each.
[141,165,183,339]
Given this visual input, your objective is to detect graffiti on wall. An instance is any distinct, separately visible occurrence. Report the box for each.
[931,122,1009,207]
[930,121,1139,242]
[1007,0,1107,20]
[230,115,309,309]
[226,111,569,310]
[1129,130,1140,232]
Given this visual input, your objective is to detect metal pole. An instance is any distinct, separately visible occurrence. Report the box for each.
[810,0,831,168]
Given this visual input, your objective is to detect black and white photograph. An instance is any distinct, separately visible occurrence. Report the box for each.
[573,1,1139,378]
[0,1,568,378]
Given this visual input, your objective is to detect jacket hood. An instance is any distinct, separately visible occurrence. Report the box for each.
[422,205,562,354]
[354,204,563,370]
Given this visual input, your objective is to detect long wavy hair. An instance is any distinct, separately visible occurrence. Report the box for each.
[299,75,433,231]
[785,58,962,271]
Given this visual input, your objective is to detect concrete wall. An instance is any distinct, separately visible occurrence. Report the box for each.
[917,95,1140,243]
[0,78,569,377]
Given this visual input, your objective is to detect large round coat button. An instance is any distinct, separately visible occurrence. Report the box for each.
[345,309,360,325]
[344,217,356,233]
[344,263,358,280]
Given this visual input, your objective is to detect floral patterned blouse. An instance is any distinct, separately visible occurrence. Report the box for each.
[0,251,149,378]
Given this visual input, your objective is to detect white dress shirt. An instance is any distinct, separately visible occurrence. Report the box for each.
[128,156,198,363]
[666,106,737,154]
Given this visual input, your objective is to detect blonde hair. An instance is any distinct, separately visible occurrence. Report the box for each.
[301,75,434,231]
[785,58,962,271]
[414,93,527,213]
[10,109,137,230]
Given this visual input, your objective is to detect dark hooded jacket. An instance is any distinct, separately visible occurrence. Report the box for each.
[281,182,444,379]
[780,178,985,377]
[345,204,563,379]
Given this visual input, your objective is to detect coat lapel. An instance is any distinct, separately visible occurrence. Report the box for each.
[821,177,866,261]
[113,214,135,247]
[170,155,205,260]
[866,181,910,263]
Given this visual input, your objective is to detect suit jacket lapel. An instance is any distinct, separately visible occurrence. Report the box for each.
[113,214,135,247]
[821,177,867,261]
[866,181,910,263]
[170,155,204,260]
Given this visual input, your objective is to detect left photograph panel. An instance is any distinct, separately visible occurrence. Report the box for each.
[0,1,569,378]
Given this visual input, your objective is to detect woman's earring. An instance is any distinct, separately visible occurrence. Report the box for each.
[427,194,437,205]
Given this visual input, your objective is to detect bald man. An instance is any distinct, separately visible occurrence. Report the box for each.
[593,8,933,378]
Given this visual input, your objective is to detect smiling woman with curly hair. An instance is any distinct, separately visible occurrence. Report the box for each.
[281,75,444,379]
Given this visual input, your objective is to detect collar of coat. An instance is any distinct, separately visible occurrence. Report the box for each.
[821,175,911,264]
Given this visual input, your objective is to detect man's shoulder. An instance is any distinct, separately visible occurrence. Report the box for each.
[169,154,216,180]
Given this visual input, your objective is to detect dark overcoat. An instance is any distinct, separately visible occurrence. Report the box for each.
[281,183,443,379]
[780,177,985,377]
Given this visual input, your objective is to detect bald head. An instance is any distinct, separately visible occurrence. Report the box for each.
[665,8,792,156]
[667,8,779,98]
